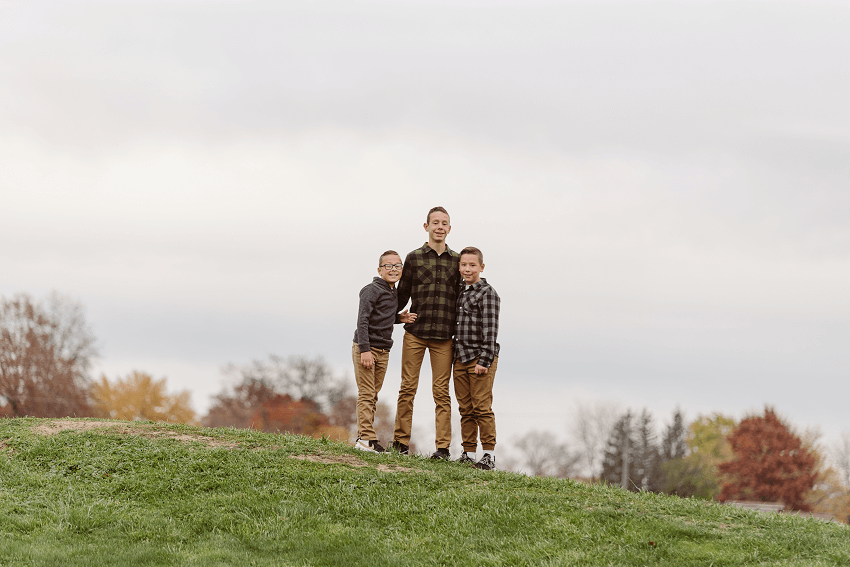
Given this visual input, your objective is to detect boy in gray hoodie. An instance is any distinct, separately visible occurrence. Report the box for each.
[352,250,416,452]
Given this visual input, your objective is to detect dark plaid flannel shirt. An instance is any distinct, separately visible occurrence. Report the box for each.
[396,243,460,340]
[454,277,500,368]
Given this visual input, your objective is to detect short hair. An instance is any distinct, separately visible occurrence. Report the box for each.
[426,206,450,224]
[379,250,401,266]
[459,246,484,264]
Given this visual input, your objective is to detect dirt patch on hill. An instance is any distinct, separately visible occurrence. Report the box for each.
[33,420,123,436]
[29,420,417,471]
[0,439,12,456]
[291,454,369,467]
[31,419,238,448]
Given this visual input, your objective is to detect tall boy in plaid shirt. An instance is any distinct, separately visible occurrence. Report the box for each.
[453,246,501,470]
[391,206,460,458]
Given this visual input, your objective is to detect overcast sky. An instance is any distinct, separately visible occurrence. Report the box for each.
[2,0,849,455]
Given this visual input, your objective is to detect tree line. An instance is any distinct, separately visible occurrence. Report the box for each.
[550,403,850,519]
[0,292,378,442]
[3,292,849,519]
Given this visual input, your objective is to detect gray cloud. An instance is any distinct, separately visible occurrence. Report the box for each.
[2,0,849,443]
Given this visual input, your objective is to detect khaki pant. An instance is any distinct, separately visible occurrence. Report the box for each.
[351,342,390,441]
[393,332,453,448]
[453,356,498,451]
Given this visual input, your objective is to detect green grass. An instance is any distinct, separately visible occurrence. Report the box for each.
[1,418,848,566]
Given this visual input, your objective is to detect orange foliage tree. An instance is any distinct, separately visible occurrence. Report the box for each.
[90,371,196,424]
[202,355,356,440]
[718,407,817,511]
[202,376,277,428]
[249,394,348,440]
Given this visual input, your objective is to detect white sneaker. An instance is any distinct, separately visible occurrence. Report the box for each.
[354,438,377,452]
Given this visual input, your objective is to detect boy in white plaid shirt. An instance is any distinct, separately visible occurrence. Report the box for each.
[453,246,501,470]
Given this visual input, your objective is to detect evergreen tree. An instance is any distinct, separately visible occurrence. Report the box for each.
[658,407,691,495]
[600,411,634,489]
[662,407,688,461]
[633,409,663,492]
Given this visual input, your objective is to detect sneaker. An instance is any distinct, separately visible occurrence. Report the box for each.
[354,438,376,452]
[457,452,475,465]
[430,448,451,460]
[369,440,386,453]
[390,441,410,455]
[475,453,496,470]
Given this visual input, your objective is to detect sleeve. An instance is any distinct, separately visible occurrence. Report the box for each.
[355,285,376,352]
[477,289,500,368]
[395,251,415,319]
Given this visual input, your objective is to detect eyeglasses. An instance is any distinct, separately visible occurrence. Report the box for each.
[379,263,403,270]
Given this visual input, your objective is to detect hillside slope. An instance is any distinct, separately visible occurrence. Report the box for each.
[1,418,847,566]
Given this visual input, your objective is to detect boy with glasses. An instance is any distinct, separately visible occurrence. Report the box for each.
[352,251,416,453]
[392,206,461,459]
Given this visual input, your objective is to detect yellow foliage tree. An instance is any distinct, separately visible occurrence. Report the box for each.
[91,371,196,424]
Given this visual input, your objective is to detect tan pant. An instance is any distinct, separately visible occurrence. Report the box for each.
[393,332,453,448]
[352,342,390,441]
[453,356,498,451]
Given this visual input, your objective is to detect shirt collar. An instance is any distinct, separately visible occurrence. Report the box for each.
[422,242,454,257]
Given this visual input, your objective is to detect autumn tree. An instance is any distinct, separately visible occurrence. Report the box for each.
[203,355,354,436]
[91,371,196,424]
[202,373,277,428]
[659,413,736,499]
[0,293,97,417]
[719,407,817,511]
[248,394,348,439]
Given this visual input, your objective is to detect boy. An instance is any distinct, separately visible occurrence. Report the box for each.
[453,246,500,470]
[352,251,416,453]
[392,207,460,459]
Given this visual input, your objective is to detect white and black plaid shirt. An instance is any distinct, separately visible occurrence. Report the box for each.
[453,278,500,367]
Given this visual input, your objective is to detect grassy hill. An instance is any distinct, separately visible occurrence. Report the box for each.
[1,418,848,566]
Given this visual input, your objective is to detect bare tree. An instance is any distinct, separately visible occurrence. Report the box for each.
[513,430,581,478]
[0,292,97,417]
[832,431,850,488]
[569,400,621,479]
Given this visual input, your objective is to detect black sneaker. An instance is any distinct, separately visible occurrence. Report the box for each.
[369,440,386,453]
[475,453,496,470]
[430,448,451,460]
[391,441,409,455]
[457,452,475,465]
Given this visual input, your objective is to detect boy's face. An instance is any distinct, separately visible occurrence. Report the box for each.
[377,254,403,285]
[459,253,484,285]
[424,211,451,244]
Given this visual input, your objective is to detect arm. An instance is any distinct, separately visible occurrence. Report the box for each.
[476,288,500,370]
[395,251,415,321]
[355,286,376,355]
